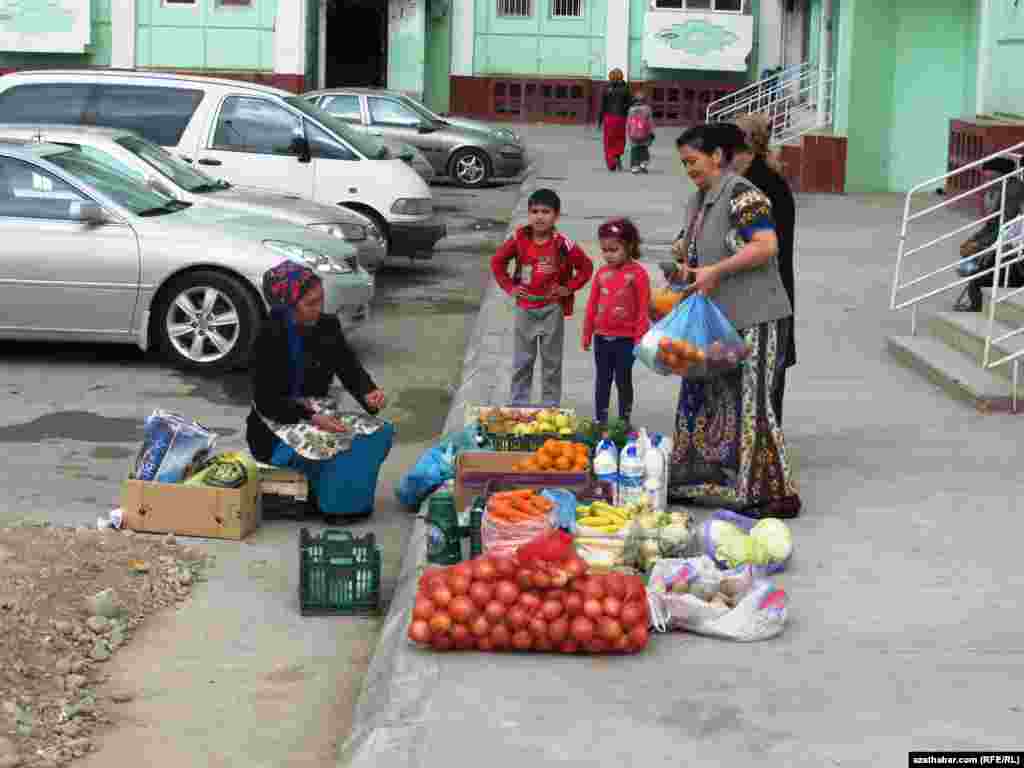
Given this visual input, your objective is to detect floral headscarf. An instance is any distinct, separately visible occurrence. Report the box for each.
[261,261,321,398]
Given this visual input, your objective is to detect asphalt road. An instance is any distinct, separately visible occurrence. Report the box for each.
[0,178,521,536]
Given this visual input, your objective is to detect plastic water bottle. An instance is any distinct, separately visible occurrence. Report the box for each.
[644,435,667,513]
[617,437,646,508]
[593,435,619,503]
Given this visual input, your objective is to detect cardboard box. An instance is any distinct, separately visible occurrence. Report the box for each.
[121,477,260,540]
[454,451,595,513]
[256,463,308,502]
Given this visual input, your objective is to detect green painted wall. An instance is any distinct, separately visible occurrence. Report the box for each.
[135,0,276,72]
[838,0,975,192]
[388,0,427,96]
[627,0,755,84]
[983,0,1024,117]
[0,0,112,69]
[473,0,607,78]
[425,4,452,112]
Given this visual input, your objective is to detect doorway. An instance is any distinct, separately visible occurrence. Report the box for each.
[324,0,387,88]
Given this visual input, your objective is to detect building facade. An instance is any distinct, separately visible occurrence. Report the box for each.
[813,0,1024,194]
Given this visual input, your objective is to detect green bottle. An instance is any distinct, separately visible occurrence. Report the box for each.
[426,490,461,565]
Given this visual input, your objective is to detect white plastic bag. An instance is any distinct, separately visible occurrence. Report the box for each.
[646,557,788,642]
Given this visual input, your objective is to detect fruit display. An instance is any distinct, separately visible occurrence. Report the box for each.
[650,288,685,321]
[511,440,590,473]
[407,553,651,654]
[477,407,578,437]
[655,337,751,377]
[486,489,555,524]
[575,500,645,535]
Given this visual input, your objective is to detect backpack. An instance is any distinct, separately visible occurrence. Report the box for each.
[627,108,653,142]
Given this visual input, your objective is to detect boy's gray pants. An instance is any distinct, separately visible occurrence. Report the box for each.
[510,303,564,406]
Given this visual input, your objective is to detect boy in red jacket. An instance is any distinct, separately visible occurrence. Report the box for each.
[491,188,593,406]
[582,218,650,426]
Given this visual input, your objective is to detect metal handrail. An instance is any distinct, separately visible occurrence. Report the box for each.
[892,142,1024,410]
[706,60,832,147]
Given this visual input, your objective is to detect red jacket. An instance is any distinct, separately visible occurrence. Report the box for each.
[582,261,651,345]
[491,226,593,316]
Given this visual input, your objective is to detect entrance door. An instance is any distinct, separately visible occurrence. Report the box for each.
[197,95,316,198]
[325,0,387,87]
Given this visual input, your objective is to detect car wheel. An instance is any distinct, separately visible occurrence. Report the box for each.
[450,148,490,188]
[156,270,261,372]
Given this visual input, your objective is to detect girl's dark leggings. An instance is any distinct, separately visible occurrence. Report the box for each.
[594,335,635,424]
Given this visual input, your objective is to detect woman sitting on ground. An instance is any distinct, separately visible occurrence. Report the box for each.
[246,261,393,524]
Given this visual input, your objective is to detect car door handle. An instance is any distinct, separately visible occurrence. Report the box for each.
[198,158,222,166]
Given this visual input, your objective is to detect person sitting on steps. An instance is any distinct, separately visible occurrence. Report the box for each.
[955,157,1024,313]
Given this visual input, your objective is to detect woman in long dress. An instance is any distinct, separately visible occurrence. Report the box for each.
[666,124,801,519]
[598,69,632,172]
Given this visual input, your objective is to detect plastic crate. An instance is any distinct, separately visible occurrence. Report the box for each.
[299,529,381,616]
[481,431,582,452]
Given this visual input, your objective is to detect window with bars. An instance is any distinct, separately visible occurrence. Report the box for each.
[551,0,582,17]
[497,0,532,17]
[653,0,742,10]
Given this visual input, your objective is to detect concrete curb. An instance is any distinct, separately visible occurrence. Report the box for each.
[338,173,536,768]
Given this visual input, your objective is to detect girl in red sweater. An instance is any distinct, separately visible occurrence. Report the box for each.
[582,218,650,426]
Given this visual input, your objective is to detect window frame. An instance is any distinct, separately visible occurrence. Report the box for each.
[496,0,533,18]
[0,155,97,223]
[550,0,583,19]
[366,96,424,128]
[208,95,306,157]
[319,93,366,126]
[651,0,744,12]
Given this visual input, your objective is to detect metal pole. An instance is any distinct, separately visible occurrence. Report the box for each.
[817,0,831,127]
[318,0,328,90]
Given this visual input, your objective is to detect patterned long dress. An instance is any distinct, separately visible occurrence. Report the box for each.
[668,181,801,518]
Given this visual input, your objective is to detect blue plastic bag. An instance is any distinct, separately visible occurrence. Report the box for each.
[635,293,749,379]
[395,424,484,508]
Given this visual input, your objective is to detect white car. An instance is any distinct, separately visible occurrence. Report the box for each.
[0,139,374,371]
[0,70,447,259]
[0,124,390,272]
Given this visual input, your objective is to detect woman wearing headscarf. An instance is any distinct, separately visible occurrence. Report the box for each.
[598,69,633,172]
[664,123,800,519]
[731,114,797,423]
[246,261,393,524]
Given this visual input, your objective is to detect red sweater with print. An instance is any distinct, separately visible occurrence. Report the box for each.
[582,261,651,345]
[491,226,593,316]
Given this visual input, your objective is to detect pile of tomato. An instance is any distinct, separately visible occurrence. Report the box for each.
[407,553,650,654]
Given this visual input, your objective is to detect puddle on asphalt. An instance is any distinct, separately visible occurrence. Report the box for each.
[158,372,252,408]
[90,446,137,460]
[0,410,237,444]
[373,297,481,317]
[390,386,453,444]
[0,412,144,443]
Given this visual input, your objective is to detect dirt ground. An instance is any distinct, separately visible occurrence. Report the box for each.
[0,524,205,768]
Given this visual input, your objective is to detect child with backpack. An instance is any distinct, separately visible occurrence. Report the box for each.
[491,188,594,406]
[626,89,655,174]
[582,218,650,426]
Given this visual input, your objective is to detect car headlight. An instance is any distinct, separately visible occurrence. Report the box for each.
[391,198,433,216]
[262,240,353,273]
[308,222,368,242]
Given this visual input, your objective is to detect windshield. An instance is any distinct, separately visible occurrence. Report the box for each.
[46,146,181,215]
[116,134,228,194]
[396,94,442,123]
[284,96,386,160]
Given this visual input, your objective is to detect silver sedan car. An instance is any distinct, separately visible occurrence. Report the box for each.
[304,88,527,188]
[0,124,390,273]
[0,139,374,371]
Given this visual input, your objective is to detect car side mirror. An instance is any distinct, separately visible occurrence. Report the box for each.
[290,136,312,164]
[72,202,106,225]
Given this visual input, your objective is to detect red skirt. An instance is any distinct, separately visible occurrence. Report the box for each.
[602,115,627,170]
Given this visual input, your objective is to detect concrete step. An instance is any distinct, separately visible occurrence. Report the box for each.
[925,310,1024,378]
[982,286,1024,328]
[886,334,1024,413]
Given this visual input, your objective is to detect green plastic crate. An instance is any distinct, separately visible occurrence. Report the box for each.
[299,529,381,616]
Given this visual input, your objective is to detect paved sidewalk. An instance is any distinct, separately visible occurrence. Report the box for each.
[342,125,1024,768]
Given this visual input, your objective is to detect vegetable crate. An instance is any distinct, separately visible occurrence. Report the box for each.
[299,529,381,616]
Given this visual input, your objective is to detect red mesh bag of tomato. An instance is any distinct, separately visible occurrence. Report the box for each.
[407,535,650,654]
